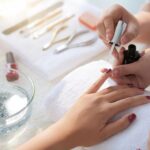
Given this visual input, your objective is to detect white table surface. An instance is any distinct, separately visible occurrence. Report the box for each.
[0,0,147,149]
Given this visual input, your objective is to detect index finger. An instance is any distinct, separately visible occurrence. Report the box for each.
[103,17,115,41]
[85,70,111,94]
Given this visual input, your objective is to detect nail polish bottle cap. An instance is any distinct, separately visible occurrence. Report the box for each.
[6,52,15,64]
[123,50,129,64]
[128,44,136,58]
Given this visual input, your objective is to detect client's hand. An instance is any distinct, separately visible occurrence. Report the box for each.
[105,47,150,88]
[59,72,148,148]
[18,72,149,150]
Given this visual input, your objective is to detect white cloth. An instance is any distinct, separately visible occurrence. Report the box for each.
[42,60,150,150]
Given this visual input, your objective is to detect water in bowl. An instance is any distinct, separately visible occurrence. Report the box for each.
[0,84,31,134]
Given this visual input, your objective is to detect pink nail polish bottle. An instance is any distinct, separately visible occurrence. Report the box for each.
[6,52,19,81]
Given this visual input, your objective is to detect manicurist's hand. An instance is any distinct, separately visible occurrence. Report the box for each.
[18,71,150,150]
[97,4,139,45]
[106,47,150,88]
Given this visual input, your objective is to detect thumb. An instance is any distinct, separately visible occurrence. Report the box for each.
[112,62,139,77]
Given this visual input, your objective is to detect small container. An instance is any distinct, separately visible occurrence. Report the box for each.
[0,67,35,134]
[6,52,19,81]
[123,44,141,64]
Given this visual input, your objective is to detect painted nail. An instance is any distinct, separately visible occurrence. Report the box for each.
[121,36,128,45]
[128,113,136,123]
[106,69,111,73]
[139,88,145,91]
[101,68,109,73]
[101,68,111,73]
[128,84,134,88]
[146,96,150,99]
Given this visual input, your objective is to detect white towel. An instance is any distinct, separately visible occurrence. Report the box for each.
[42,60,150,150]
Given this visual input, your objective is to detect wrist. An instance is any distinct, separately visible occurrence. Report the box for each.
[17,119,76,150]
[47,119,77,150]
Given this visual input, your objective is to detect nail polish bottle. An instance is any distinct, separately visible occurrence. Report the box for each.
[6,52,19,81]
[123,44,140,64]
[128,44,136,63]
[123,50,128,64]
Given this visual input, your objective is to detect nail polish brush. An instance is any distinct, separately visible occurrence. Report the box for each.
[109,20,127,62]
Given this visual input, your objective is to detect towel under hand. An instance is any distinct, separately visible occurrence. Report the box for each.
[42,60,150,150]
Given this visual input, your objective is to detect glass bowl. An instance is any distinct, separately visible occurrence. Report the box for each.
[0,66,35,134]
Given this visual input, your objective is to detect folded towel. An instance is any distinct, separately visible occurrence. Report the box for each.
[42,60,150,150]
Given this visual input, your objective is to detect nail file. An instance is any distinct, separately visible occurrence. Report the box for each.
[20,7,63,34]
[33,14,75,39]
[3,0,63,35]
[79,11,99,30]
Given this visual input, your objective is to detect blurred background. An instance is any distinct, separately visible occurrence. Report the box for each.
[88,0,145,13]
[0,0,146,18]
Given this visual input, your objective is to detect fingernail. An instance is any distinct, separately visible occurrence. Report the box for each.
[139,88,145,91]
[128,113,136,123]
[101,68,111,73]
[146,96,150,99]
[106,29,112,41]
[128,84,134,88]
[106,34,109,41]
[101,68,109,73]
[106,33,112,41]
[121,36,128,45]
[106,69,112,73]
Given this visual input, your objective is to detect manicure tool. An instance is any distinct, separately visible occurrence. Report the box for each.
[3,0,63,35]
[55,30,98,53]
[109,20,127,55]
[79,11,99,31]
[22,12,62,38]
[20,7,63,34]
[33,14,75,39]
[29,0,44,7]
[43,24,68,51]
